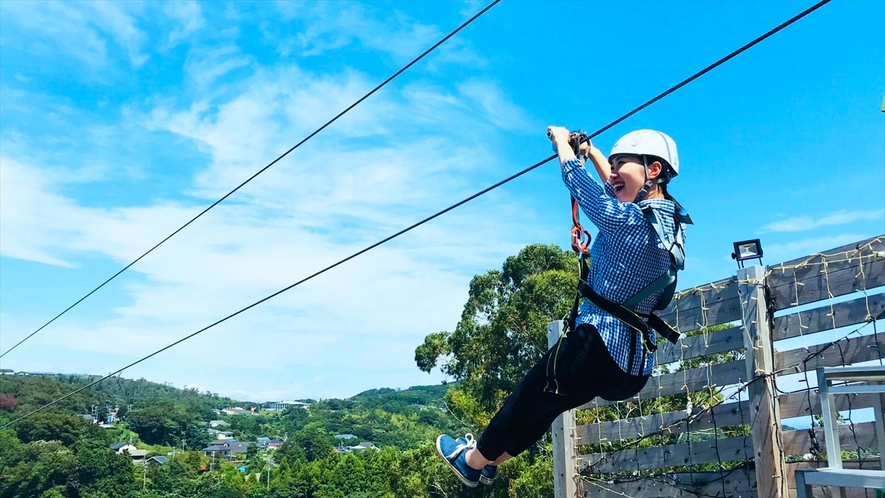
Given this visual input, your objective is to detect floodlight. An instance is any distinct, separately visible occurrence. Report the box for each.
[731,239,763,269]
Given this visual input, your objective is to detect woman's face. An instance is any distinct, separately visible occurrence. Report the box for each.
[608,154,648,203]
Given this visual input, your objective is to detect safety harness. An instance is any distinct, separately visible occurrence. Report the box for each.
[568,205,692,354]
[560,131,693,356]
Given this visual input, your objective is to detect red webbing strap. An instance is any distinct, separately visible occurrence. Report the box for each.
[570,196,590,255]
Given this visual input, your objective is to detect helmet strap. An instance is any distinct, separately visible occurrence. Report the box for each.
[633,155,668,203]
[633,180,654,203]
[633,156,653,203]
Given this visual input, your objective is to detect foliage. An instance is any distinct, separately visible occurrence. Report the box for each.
[416,243,579,423]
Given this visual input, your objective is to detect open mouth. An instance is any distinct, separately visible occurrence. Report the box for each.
[611,180,626,194]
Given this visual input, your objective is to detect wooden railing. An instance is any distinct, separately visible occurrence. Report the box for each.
[550,235,885,498]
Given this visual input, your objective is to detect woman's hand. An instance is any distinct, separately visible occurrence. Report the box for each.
[578,139,594,157]
[547,126,570,147]
[547,126,577,167]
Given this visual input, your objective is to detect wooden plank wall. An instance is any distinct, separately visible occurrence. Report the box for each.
[570,235,885,498]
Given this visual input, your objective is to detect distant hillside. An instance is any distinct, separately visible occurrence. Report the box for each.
[0,372,464,451]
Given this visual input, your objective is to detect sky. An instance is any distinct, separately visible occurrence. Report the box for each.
[1,0,883,403]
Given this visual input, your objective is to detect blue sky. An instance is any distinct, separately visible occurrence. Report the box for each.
[1,0,883,402]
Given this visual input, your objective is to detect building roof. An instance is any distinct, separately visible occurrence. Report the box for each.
[147,456,168,464]
[203,445,231,452]
[222,407,248,415]
[203,442,252,453]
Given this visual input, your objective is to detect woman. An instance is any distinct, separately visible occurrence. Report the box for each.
[435,127,691,487]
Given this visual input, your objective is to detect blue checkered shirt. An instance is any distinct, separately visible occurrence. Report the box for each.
[561,158,686,376]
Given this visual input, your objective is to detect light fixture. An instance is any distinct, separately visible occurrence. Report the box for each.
[731,239,763,269]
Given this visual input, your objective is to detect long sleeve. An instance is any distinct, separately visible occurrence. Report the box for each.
[560,158,645,236]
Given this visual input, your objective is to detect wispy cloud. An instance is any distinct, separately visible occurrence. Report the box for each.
[0,1,148,69]
[762,209,884,233]
[184,45,254,88]
[763,234,872,264]
[165,1,206,46]
[269,1,480,66]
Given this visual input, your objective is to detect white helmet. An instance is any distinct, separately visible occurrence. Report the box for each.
[609,129,679,180]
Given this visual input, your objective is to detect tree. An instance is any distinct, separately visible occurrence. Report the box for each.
[292,423,333,462]
[126,400,202,447]
[415,244,579,419]
[0,439,78,498]
[76,447,140,497]
[0,394,18,412]
[15,410,86,446]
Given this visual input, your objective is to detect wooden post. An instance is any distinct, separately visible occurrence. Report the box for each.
[737,265,785,498]
[548,320,579,498]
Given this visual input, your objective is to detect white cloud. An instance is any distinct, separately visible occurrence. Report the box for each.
[0,1,147,68]
[0,156,119,267]
[165,1,206,45]
[184,45,253,88]
[269,1,480,67]
[458,80,532,131]
[87,2,148,67]
[763,234,872,264]
[0,1,108,67]
[762,209,884,233]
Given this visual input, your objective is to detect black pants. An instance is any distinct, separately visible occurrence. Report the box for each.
[476,324,649,460]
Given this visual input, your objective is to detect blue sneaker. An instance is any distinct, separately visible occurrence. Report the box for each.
[479,464,497,485]
[436,434,480,487]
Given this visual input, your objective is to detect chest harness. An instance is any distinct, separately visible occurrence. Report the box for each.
[561,131,693,362]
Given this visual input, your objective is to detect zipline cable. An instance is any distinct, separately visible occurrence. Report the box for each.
[0,0,831,429]
[0,0,501,360]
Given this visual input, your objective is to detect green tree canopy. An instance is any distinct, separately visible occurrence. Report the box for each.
[415,243,579,422]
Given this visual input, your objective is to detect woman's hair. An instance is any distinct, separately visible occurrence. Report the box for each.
[659,183,684,212]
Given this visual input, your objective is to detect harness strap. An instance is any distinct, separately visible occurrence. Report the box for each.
[623,206,685,311]
[644,312,681,346]
[578,282,660,353]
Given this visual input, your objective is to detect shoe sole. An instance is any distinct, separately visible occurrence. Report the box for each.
[479,475,495,486]
[435,435,479,488]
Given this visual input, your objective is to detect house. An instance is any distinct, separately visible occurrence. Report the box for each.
[112,443,138,454]
[266,439,283,451]
[255,437,270,448]
[206,429,234,438]
[350,441,378,451]
[146,456,168,466]
[203,444,233,460]
[221,407,249,416]
[124,448,149,462]
[209,420,230,428]
[337,441,378,453]
[202,441,253,461]
[263,400,311,411]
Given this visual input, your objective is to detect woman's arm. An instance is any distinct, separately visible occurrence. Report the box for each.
[582,143,611,184]
[549,126,639,236]
[549,127,610,182]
